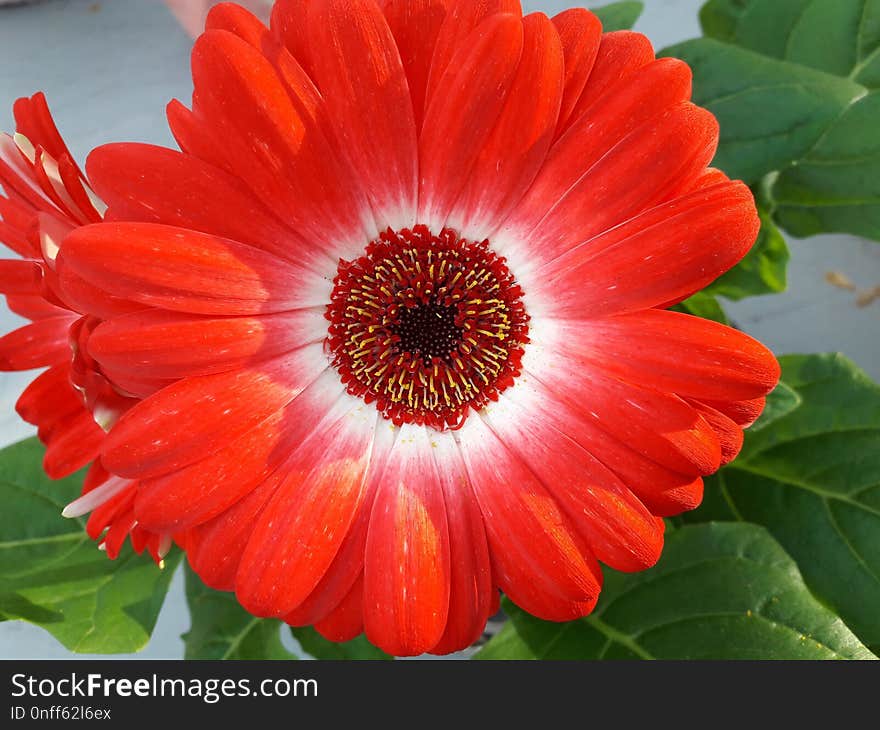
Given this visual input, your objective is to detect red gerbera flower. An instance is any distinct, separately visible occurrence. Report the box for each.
[0,93,105,476]
[0,94,167,563]
[54,0,779,655]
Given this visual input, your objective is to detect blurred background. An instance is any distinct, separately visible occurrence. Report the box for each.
[1,0,878,659]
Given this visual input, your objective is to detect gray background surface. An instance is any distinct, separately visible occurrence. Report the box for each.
[0,0,878,659]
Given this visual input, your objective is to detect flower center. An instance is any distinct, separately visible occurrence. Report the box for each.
[326,226,529,430]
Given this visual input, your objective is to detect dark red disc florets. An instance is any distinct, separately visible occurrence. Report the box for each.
[326,226,530,430]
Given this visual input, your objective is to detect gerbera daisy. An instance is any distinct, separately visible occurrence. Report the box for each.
[54,0,779,655]
[0,93,167,563]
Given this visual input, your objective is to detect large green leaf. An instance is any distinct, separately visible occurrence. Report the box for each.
[290,626,391,660]
[0,438,179,653]
[183,565,296,660]
[700,0,880,86]
[773,91,880,240]
[666,0,880,241]
[475,523,875,659]
[750,381,802,432]
[590,1,644,31]
[687,354,880,652]
[662,38,864,185]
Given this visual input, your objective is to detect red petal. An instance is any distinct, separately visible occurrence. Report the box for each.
[134,370,347,532]
[4,295,64,322]
[425,0,522,106]
[191,30,371,256]
[488,589,501,617]
[565,310,780,401]
[97,369,170,400]
[0,134,53,217]
[54,267,144,320]
[381,0,451,132]
[452,12,564,238]
[419,13,523,229]
[502,57,692,243]
[100,508,138,560]
[16,363,73,424]
[540,181,760,318]
[29,148,76,222]
[540,377,705,516]
[307,0,419,229]
[42,408,104,479]
[456,415,602,622]
[281,425,397,628]
[206,6,326,134]
[313,574,366,643]
[271,0,317,80]
[33,210,70,282]
[45,214,142,321]
[485,389,665,572]
[204,1,268,45]
[0,316,73,370]
[703,396,767,428]
[101,346,328,479]
[0,221,33,259]
[363,423,451,656]
[84,490,134,552]
[646,479,705,517]
[0,195,35,237]
[688,400,744,466]
[30,147,98,226]
[685,167,730,193]
[186,471,285,591]
[89,308,324,380]
[135,408,292,533]
[236,397,378,618]
[11,97,97,228]
[55,153,102,224]
[60,222,328,315]
[83,458,111,492]
[429,433,494,655]
[522,102,719,264]
[4,295,62,321]
[205,2,337,158]
[0,259,41,295]
[20,365,88,441]
[0,195,38,258]
[13,93,75,165]
[166,100,233,175]
[551,8,602,138]
[530,350,722,476]
[87,144,326,270]
[565,30,654,131]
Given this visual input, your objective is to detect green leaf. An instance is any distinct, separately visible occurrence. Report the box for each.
[773,91,880,240]
[475,523,875,659]
[670,0,880,241]
[290,626,392,660]
[750,381,802,432]
[705,211,790,300]
[671,291,730,324]
[661,38,864,185]
[700,0,880,86]
[183,565,296,659]
[697,0,744,42]
[590,2,644,31]
[0,438,179,653]
[687,354,880,652]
